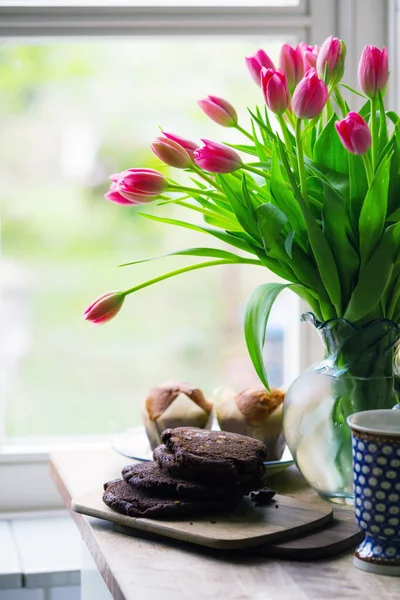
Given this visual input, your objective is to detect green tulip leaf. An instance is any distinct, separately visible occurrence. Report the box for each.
[244,283,291,390]
[119,247,262,268]
[284,230,295,258]
[270,146,308,249]
[344,222,400,321]
[216,174,262,246]
[138,213,257,255]
[276,137,341,316]
[313,114,348,176]
[224,143,258,156]
[359,153,392,264]
[256,203,288,254]
[322,183,359,306]
[250,119,269,162]
[348,153,368,230]
[388,125,400,216]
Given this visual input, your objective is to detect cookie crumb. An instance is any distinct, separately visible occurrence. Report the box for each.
[250,488,276,505]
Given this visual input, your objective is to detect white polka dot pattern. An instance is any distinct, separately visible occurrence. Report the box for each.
[352,434,400,564]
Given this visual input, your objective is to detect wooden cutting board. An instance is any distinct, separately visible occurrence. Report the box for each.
[256,506,363,560]
[72,490,333,550]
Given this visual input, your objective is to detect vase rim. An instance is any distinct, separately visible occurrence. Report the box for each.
[302,312,400,332]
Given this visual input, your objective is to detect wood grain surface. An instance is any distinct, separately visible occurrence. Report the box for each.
[72,490,333,550]
[50,448,400,600]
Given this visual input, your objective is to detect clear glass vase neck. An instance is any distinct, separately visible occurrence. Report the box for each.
[302,312,400,378]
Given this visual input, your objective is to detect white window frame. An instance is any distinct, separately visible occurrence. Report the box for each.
[0,0,390,511]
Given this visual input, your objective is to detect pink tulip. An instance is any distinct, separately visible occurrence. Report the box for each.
[358,45,389,99]
[279,44,304,91]
[109,168,167,204]
[261,68,290,114]
[105,181,138,206]
[84,291,125,325]
[299,43,319,70]
[245,49,275,86]
[316,36,346,86]
[194,139,242,174]
[151,137,191,169]
[335,112,372,155]
[292,68,328,119]
[198,95,238,127]
[161,132,199,159]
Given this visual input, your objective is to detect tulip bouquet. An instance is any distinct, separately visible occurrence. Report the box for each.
[85,37,400,418]
[86,37,397,377]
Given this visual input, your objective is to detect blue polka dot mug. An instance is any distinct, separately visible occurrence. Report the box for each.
[347,410,400,576]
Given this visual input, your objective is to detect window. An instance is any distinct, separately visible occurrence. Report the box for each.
[1,0,387,510]
[1,35,300,443]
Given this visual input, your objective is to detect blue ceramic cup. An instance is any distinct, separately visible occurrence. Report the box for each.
[347,410,400,576]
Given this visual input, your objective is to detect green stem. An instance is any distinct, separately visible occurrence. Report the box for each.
[370,96,378,172]
[191,165,223,192]
[295,118,308,200]
[176,200,240,228]
[242,164,270,179]
[285,108,296,129]
[235,124,255,141]
[325,98,333,123]
[167,184,223,198]
[362,153,373,186]
[277,114,297,173]
[333,88,347,118]
[277,115,293,151]
[122,259,260,296]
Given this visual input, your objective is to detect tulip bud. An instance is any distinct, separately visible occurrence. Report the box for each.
[110,168,167,204]
[261,68,290,115]
[105,181,138,206]
[316,36,346,87]
[292,68,328,119]
[245,49,275,86]
[161,131,199,159]
[279,44,304,91]
[358,45,389,99]
[197,95,238,127]
[194,139,242,174]
[151,137,191,169]
[84,291,125,325]
[299,42,319,71]
[335,112,372,155]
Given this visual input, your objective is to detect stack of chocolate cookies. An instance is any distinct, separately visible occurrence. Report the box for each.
[103,427,268,519]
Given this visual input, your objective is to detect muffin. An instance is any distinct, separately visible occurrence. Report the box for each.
[142,381,213,450]
[213,385,285,461]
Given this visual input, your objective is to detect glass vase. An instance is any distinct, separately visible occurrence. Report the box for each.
[283,313,400,504]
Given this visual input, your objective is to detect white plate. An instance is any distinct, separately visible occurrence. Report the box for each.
[112,427,294,476]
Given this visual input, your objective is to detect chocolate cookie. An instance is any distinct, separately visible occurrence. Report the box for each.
[154,444,266,485]
[157,427,267,483]
[122,462,262,500]
[103,478,230,519]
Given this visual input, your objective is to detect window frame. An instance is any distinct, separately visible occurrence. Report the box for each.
[0,0,390,511]
[0,1,310,38]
